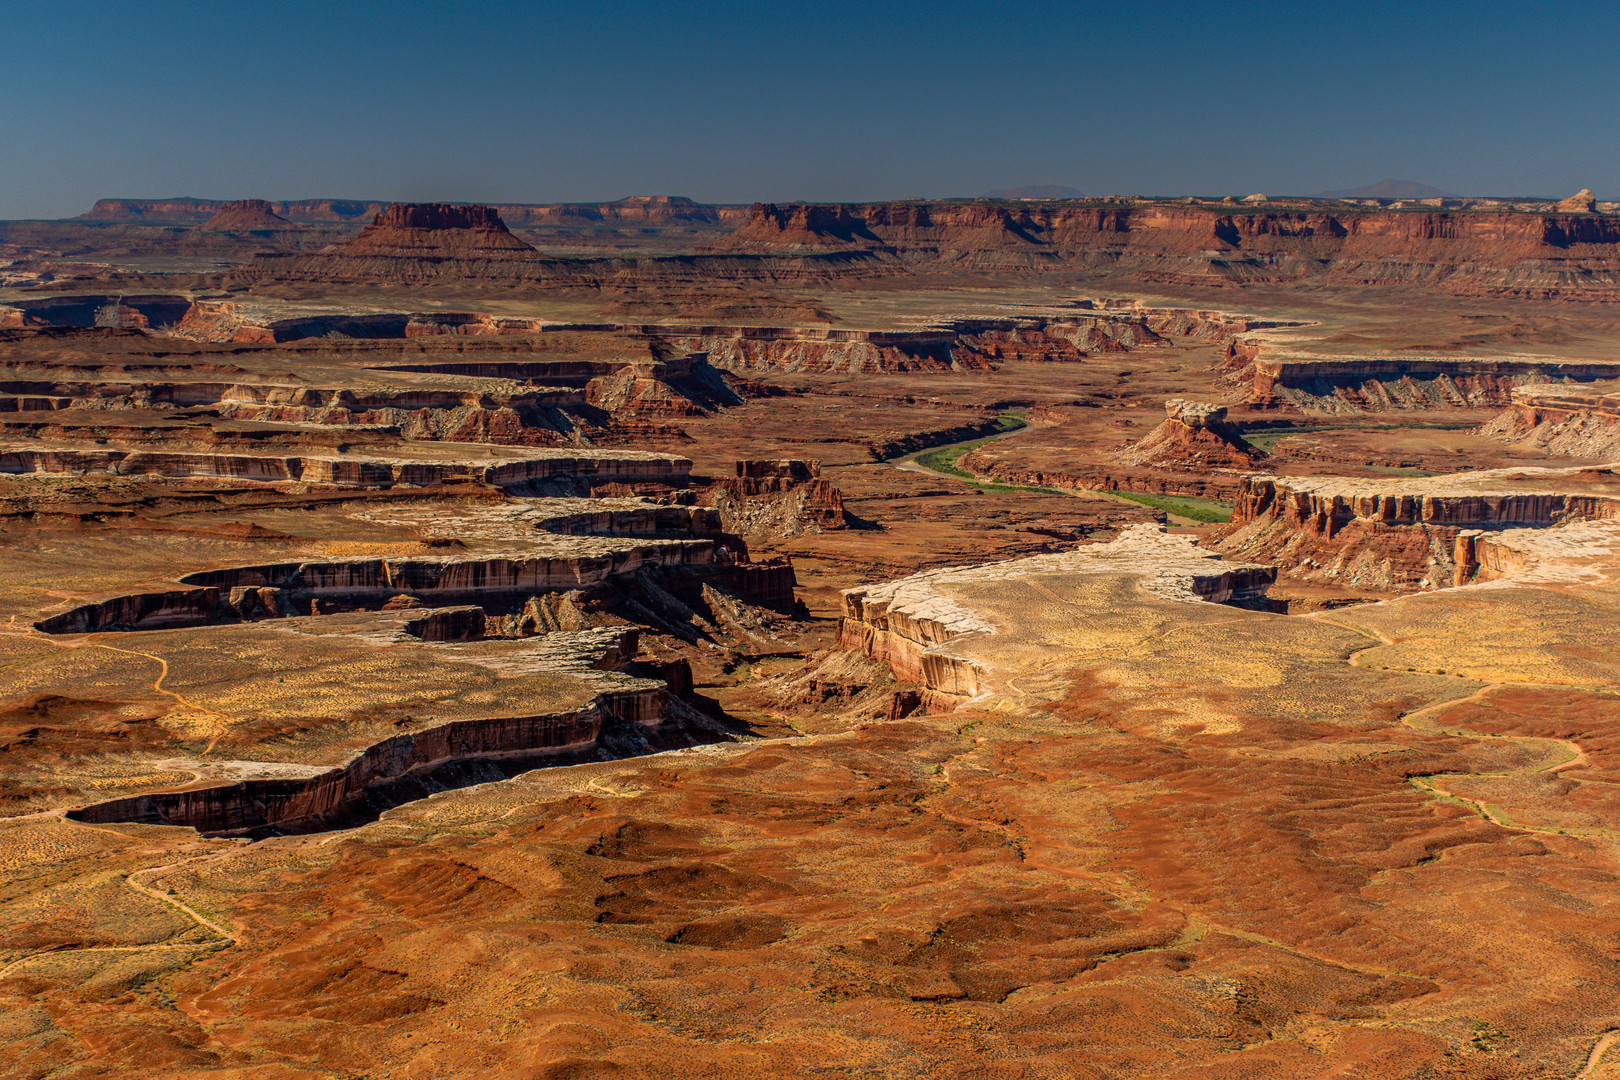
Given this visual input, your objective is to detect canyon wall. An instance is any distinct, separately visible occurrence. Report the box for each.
[1477,384,1620,459]
[0,448,692,491]
[66,633,665,837]
[1223,341,1620,412]
[1217,474,1620,591]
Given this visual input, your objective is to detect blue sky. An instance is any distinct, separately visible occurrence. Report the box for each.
[2,0,1616,217]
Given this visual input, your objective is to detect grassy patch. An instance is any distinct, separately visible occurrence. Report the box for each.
[914,442,978,479]
[907,412,1071,497]
[994,412,1029,432]
[912,412,1028,479]
[1107,491,1234,523]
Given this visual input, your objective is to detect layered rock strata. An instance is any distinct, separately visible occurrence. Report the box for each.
[65,628,664,836]
[338,203,538,258]
[36,540,732,633]
[0,447,691,491]
[701,459,849,536]
[0,351,731,447]
[839,526,1276,710]
[1476,382,1620,459]
[36,512,796,631]
[1224,342,1620,412]
[712,200,1620,298]
[1219,468,1620,591]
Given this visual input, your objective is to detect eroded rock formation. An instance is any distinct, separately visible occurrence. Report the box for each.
[701,459,850,537]
[339,203,538,258]
[65,628,663,836]
[1477,382,1620,459]
[1217,469,1620,591]
[1117,399,1265,470]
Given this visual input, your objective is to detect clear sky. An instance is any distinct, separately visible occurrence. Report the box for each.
[3,0,1617,218]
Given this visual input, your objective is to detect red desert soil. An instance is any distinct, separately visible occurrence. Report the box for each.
[3,200,1620,1078]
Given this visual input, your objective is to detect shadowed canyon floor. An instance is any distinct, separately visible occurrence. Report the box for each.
[4,198,1620,1078]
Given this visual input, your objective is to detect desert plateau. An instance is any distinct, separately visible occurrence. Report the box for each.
[4,185,1620,1079]
[7,6,1620,1076]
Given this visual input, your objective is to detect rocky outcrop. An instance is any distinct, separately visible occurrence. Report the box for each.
[1117,399,1265,470]
[701,460,849,537]
[403,605,488,641]
[202,200,292,230]
[337,203,538,259]
[1476,383,1620,459]
[1556,189,1598,214]
[839,526,1276,710]
[953,452,1249,501]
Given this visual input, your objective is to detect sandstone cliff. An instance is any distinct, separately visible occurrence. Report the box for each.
[1223,341,1620,412]
[711,200,1620,297]
[1217,469,1620,591]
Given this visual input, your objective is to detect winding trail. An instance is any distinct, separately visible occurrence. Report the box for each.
[1577,1030,1620,1080]
[1316,615,1601,836]
[88,641,235,751]
[0,839,238,979]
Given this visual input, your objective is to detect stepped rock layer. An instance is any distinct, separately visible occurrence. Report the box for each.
[0,447,692,491]
[1477,381,1620,459]
[1218,467,1620,591]
[1224,339,1620,412]
[839,525,1276,709]
[65,627,660,836]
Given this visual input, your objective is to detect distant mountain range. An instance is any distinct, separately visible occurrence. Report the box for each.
[983,185,1082,200]
[1312,178,1456,199]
